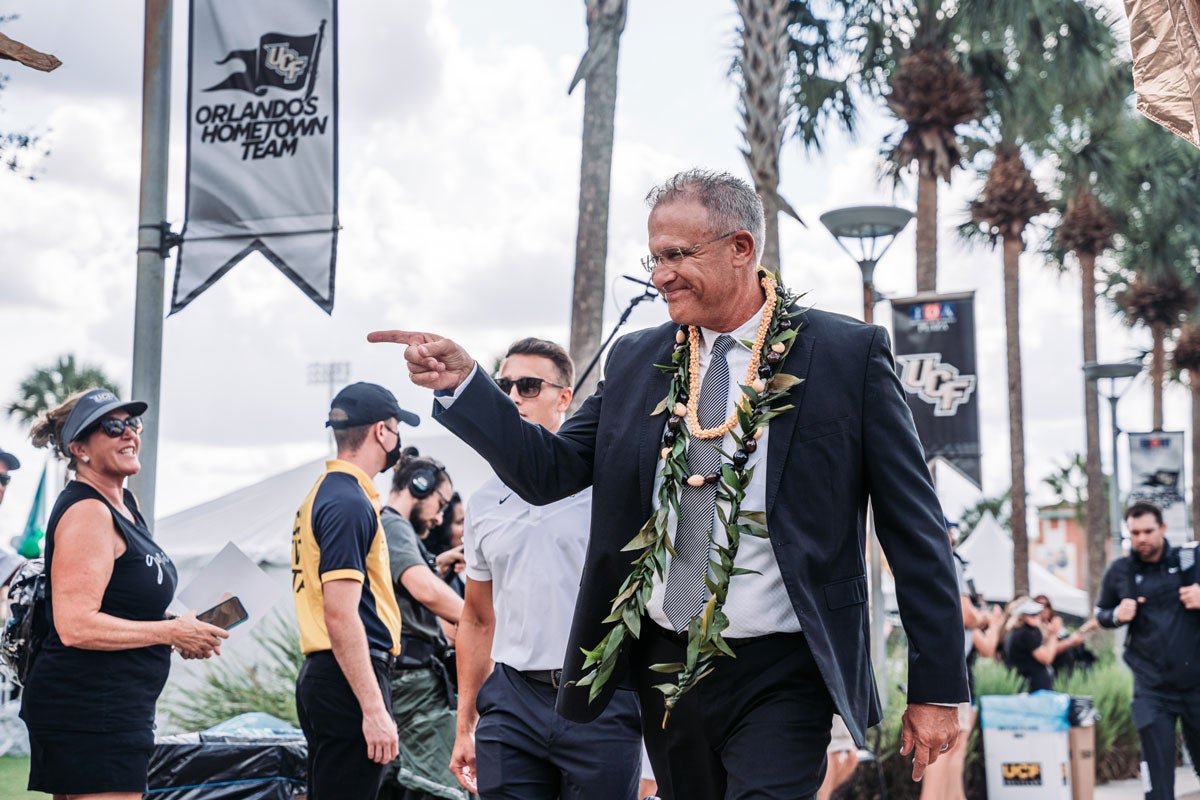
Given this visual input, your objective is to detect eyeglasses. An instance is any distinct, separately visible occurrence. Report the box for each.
[91,416,144,438]
[641,230,738,273]
[494,376,566,398]
[434,486,451,510]
[383,426,399,439]
[0,474,9,487]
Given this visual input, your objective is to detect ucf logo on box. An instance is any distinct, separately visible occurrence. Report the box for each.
[1002,762,1042,786]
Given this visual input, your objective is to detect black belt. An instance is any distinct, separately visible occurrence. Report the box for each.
[369,647,395,667]
[305,648,395,668]
[519,668,563,689]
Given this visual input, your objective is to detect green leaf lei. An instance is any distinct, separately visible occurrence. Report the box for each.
[572,269,804,726]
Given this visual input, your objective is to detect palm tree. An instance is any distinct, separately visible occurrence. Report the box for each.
[956,0,1116,597]
[1057,186,1118,599]
[734,0,857,272]
[0,16,56,178]
[969,146,1050,598]
[567,0,627,405]
[1108,119,1200,430]
[6,354,120,423]
[735,0,800,272]
[1172,322,1200,537]
[1118,271,1196,430]
[1047,74,1129,601]
[848,0,981,292]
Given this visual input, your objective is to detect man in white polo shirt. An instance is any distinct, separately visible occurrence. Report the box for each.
[449,338,641,800]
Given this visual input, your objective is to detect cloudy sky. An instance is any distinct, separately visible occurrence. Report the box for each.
[0,0,1178,539]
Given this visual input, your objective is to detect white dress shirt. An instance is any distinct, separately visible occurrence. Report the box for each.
[645,304,802,636]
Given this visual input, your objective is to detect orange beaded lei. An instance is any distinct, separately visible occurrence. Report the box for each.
[572,269,804,725]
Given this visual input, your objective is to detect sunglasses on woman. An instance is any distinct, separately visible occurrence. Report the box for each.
[88,416,144,438]
[494,376,566,398]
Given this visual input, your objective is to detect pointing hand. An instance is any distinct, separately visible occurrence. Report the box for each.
[367,330,477,392]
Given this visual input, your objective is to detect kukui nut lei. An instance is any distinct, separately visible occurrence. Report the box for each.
[572,270,805,725]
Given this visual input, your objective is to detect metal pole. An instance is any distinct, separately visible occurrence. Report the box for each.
[1108,392,1123,557]
[861,270,887,709]
[127,0,173,519]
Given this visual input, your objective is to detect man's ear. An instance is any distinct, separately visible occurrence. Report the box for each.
[557,387,573,414]
[730,230,757,268]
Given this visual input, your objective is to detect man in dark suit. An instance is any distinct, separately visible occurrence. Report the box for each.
[371,169,968,799]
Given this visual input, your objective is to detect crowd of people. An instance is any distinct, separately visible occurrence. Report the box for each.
[5,167,1200,800]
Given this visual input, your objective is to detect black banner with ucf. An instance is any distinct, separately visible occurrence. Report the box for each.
[890,291,981,487]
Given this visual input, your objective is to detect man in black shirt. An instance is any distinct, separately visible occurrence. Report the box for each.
[1096,501,1200,800]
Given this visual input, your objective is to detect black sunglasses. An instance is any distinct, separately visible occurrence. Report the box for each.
[494,376,566,398]
[0,474,9,487]
[89,416,144,438]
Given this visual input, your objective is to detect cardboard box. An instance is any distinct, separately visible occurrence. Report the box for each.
[1069,726,1096,800]
[983,728,1073,799]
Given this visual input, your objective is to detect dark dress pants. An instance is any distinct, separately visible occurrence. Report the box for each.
[474,663,642,800]
[1133,682,1200,800]
[635,625,835,800]
[297,651,394,800]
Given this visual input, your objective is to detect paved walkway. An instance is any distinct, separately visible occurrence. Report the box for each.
[1094,766,1200,799]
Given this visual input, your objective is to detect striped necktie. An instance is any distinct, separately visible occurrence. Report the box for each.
[664,333,734,631]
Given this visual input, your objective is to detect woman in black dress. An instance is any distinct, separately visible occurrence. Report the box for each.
[20,388,228,799]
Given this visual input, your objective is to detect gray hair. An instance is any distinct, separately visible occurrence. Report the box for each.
[645,169,765,262]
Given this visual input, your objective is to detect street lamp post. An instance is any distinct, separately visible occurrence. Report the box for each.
[1083,361,1144,557]
[818,206,914,324]
[819,205,914,709]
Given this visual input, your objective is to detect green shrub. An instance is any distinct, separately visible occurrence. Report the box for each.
[163,613,303,731]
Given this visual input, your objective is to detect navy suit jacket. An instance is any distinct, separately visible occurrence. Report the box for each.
[435,307,969,743]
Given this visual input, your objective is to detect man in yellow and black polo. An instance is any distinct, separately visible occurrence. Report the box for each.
[293,382,417,798]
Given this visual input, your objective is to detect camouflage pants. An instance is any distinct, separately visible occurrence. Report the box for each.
[383,666,468,800]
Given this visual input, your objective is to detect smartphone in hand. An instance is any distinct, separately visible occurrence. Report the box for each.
[197,595,249,630]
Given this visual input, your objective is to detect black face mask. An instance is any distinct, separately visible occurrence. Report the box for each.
[381,438,402,474]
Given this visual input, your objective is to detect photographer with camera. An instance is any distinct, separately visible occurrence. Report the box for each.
[380,449,466,800]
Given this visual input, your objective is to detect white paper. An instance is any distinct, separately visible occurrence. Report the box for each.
[172,541,283,646]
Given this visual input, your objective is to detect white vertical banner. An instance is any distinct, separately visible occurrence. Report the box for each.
[173,0,338,314]
[1127,430,1190,543]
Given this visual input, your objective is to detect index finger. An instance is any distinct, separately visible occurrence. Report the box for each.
[367,329,428,345]
[912,746,931,781]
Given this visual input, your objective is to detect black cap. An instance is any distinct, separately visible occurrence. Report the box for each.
[0,449,18,470]
[326,382,419,429]
[61,389,148,455]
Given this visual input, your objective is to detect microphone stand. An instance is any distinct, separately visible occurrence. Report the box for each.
[575,283,659,391]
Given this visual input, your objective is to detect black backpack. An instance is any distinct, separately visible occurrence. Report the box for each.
[1,558,47,686]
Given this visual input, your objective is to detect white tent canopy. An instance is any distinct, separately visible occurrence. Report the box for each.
[956,512,1092,618]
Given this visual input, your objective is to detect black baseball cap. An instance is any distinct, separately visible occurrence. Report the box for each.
[326,382,419,429]
[61,389,148,455]
[0,449,18,470]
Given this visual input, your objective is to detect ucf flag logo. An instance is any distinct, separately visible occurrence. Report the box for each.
[173,0,339,314]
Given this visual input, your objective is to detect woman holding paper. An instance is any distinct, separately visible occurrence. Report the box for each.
[19,388,228,799]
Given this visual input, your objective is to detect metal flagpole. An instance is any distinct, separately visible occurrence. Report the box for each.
[128,0,174,519]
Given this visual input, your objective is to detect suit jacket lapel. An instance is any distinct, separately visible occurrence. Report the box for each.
[766,307,815,516]
[638,334,675,513]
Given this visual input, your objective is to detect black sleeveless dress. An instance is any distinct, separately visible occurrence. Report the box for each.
[20,480,178,793]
